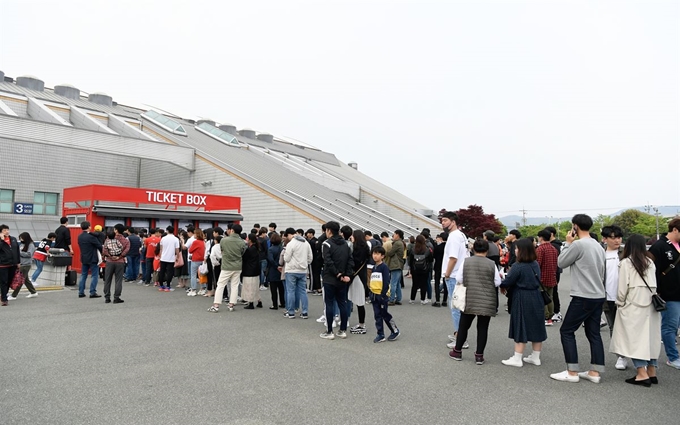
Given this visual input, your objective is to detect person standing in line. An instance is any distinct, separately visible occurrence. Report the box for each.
[600,225,628,370]
[647,218,680,369]
[484,230,501,268]
[241,233,263,309]
[54,217,73,255]
[408,235,433,304]
[102,224,130,304]
[257,228,269,291]
[124,228,142,283]
[320,221,354,339]
[76,221,103,299]
[209,224,246,313]
[545,226,563,322]
[368,246,400,343]
[349,229,370,334]
[609,234,662,387]
[386,230,405,306]
[0,224,20,306]
[440,211,470,349]
[432,232,447,307]
[143,228,161,287]
[306,229,322,294]
[187,228,206,297]
[550,214,606,383]
[8,232,39,300]
[536,229,559,326]
[499,238,547,367]
[158,226,180,292]
[449,239,501,364]
[175,230,190,290]
[283,227,313,319]
[208,227,224,298]
[267,232,285,309]
[505,229,521,270]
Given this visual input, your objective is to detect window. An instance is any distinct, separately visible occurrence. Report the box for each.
[33,191,59,215]
[0,189,14,213]
[195,122,242,147]
[67,215,87,225]
[141,110,187,136]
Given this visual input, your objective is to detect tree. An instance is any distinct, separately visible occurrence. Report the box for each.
[612,209,653,239]
[517,224,546,239]
[452,205,503,238]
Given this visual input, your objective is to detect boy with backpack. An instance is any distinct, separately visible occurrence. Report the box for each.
[369,246,400,343]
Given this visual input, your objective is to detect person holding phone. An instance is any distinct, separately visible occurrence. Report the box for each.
[550,214,606,384]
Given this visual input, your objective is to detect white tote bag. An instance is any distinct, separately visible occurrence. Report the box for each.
[347,275,366,306]
[451,284,467,311]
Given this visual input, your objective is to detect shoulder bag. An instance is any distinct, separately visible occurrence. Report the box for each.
[533,271,552,306]
[640,272,666,312]
[451,283,467,311]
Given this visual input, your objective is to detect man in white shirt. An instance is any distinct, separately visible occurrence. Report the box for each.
[440,211,470,349]
[601,225,627,370]
[158,226,180,291]
[185,226,195,261]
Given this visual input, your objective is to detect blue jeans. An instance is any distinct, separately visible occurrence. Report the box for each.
[389,270,403,302]
[190,261,202,290]
[559,296,606,373]
[79,263,100,296]
[632,358,658,368]
[260,259,268,286]
[661,301,680,362]
[126,255,140,280]
[285,272,308,315]
[31,260,44,282]
[426,269,433,300]
[324,283,348,332]
[446,277,461,332]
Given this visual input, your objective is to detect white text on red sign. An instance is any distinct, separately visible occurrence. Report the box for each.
[145,191,207,206]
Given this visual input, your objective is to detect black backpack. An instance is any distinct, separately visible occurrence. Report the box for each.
[413,252,428,271]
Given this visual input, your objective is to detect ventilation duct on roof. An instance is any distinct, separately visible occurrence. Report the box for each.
[219,124,237,135]
[16,75,45,91]
[238,128,256,139]
[348,162,358,170]
[88,92,113,107]
[257,133,274,143]
[197,119,216,127]
[54,84,81,100]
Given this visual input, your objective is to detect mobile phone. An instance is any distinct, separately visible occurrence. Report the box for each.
[571,227,577,237]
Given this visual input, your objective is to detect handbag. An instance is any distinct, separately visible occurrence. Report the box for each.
[451,284,467,311]
[533,271,552,306]
[198,262,208,276]
[10,269,23,290]
[174,251,184,268]
[640,273,666,312]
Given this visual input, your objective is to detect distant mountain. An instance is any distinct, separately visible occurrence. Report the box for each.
[499,206,680,230]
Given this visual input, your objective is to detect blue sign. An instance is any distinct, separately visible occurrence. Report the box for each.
[14,203,34,215]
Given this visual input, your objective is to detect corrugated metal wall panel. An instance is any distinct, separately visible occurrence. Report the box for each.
[0,97,28,118]
[0,115,194,170]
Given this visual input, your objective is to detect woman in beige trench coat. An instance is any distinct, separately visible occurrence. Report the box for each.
[609,234,662,387]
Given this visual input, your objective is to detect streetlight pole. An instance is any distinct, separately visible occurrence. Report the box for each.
[653,207,660,240]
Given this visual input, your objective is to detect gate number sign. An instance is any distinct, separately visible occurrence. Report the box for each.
[14,203,34,215]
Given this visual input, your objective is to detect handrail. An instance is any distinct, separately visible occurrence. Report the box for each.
[286,191,364,230]
[332,197,418,234]
[352,200,420,233]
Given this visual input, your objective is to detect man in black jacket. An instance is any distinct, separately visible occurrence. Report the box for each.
[54,216,73,255]
[78,221,103,299]
[0,224,20,306]
[320,221,354,340]
[649,218,680,369]
[305,228,321,293]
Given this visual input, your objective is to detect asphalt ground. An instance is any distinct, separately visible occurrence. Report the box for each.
[1,270,679,425]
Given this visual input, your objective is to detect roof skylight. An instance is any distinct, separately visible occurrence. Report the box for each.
[195,122,242,147]
[141,110,186,135]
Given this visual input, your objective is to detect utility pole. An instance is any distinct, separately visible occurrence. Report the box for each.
[653,207,660,240]
[520,207,527,227]
[644,204,652,214]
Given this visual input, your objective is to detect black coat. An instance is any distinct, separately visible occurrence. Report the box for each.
[267,244,283,281]
[78,231,103,265]
[322,235,354,286]
[0,236,20,266]
[242,245,260,277]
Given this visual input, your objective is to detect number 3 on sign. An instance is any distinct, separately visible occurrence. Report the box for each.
[15,203,23,214]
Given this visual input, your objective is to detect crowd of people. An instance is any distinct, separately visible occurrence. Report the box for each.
[1,212,679,387]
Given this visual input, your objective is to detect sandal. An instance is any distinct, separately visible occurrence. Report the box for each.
[207,305,219,313]
[228,304,234,312]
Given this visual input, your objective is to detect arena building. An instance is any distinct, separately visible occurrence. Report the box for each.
[0,71,440,238]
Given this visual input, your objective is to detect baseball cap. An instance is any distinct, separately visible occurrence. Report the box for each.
[94,225,102,231]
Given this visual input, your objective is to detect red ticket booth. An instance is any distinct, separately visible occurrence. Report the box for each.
[64,185,242,272]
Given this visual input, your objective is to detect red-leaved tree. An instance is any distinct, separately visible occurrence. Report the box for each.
[449,205,503,238]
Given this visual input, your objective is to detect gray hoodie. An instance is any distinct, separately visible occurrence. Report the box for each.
[557,238,606,299]
[283,235,313,274]
[19,243,36,267]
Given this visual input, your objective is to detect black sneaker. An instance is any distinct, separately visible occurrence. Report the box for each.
[78,294,86,298]
[475,353,485,365]
[90,294,102,298]
[113,298,124,304]
[105,298,111,303]
[432,302,441,307]
[395,301,402,305]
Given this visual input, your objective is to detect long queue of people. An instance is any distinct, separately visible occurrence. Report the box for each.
[2,213,679,388]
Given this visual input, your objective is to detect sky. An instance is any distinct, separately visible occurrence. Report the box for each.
[1,0,678,218]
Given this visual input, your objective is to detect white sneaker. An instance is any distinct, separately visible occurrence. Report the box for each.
[448,334,457,342]
[615,357,628,370]
[187,290,197,297]
[197,289,207,296]
[316,315,326,323]
[332,320,338,329]
[320,331,335,340]
[578,371,601,384]
[550,370,579,382]
[523,356,541,366]
[501,355,523,368]
[259,285,267,291]
[551,313,563,322]
[421,299,430,305]
[409,300,415,304]
[446,340,469,349]
[26,293,38,298]
[7,295,17,301]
